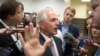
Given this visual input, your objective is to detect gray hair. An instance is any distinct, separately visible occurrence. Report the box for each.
[36,7,54,24]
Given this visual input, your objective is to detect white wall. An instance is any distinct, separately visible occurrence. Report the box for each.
[64,0,90,19]
[71,0,89,18]
[71,2,88,18]
[18,0,64,21]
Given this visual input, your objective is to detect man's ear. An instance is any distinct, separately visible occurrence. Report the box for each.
[39,22,44,29]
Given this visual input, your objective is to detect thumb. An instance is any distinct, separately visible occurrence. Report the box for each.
[43,38,51,49]
[18,33,25,46]
[93,43,100,48]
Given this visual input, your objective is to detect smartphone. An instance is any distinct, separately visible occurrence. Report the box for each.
[8,28,24,32]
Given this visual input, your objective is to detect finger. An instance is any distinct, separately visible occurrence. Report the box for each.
[18,33,25,46]
[43,38,51,49]
[6,28,15,35]
[90,40,93,43]
[4,28,8,32]
[93,43,100,48]
[3,28,8,34]
[84,39,91,45]
[29,22,34,38]
[83,39,87,44]
[35,24,40,39]
[29,24,40,46]
[24,25,30,41]
[33,24,41,45]
[90,40,96,46]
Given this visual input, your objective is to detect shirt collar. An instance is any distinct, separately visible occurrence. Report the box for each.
[40,32,53,40]
[0,19,15,29]
[0,19,9,28]
[61,22,71,27]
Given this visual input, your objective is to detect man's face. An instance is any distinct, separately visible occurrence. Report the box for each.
[63,9,74,23]
[91,6,100,43]
[40,10,59,37]
[10,4,24,26]
[93,6,100,20]
[24,14,31,20]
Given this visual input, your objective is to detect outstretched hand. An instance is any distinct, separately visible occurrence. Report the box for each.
[84,39,100,48]
[18,22,51,56]
[79,39,100,56]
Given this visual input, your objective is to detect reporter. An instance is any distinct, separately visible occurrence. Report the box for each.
[0,0,24,56]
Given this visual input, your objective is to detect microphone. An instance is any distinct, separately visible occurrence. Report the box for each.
[64,33,75,42]
[64,33,79,48]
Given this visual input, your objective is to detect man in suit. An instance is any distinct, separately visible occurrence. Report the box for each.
[0,0,24,56]
[35,7,63,56]
[58,7,79,56]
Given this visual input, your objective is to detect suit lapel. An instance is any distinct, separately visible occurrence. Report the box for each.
[53,36,63,56]
[0,22,5,28]
[0,21,21,55]
[39,34,53,56]
[0,22,15,46]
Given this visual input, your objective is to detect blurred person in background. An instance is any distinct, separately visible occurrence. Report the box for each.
[79,3,100,56]
[59,7,79,56]
[23,13,31,27]
[0,0,24,56]
[79,16,92,49]
[78,16,92,56]
[32,12,37,27]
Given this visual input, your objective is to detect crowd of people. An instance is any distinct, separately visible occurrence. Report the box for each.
[0,0,100,56]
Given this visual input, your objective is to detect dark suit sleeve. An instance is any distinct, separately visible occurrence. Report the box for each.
[74,27,79,38]
[69,24,79,38]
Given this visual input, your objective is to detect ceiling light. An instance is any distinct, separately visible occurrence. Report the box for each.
[81,0,91,2]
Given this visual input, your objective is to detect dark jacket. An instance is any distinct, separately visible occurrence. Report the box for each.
[0,22,23,56]
[59,23,79,56]
[58,23,79,38]
[39,34,63,56]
